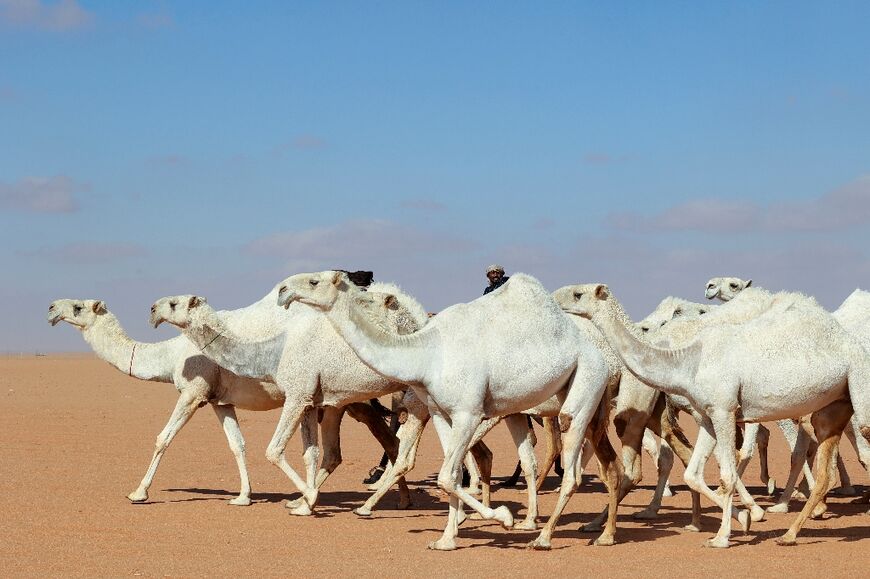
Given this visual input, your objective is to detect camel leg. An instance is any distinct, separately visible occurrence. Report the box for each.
[265,394,318,516]
[769,421,813,513]
[468,440,492,509]
[702,411,742,549]
[127,393,200,503]
[644,429,675,497]
[734,423,766,523]
[345,402,412,508]
[313,406,345,488]
[212,404,252,506]
[535,417,561,488]
[777,400,852,545]
[464,452,482,495]
[530,364,612,550]
[755,424,776,494]
[428,411,513,551]
[505,414,539,530]
[682,421,747,542]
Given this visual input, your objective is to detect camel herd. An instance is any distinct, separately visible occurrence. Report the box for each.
[48,272,870,550]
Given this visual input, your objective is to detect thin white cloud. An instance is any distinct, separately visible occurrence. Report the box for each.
[0,0,93,31]
[0,175,83,213]
[607,176,870,234]
[19,242,147,264]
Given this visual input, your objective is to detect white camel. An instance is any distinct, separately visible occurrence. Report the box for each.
[47,298,401,507]
[149,282,451,515]
[278,271,622,550]
[708,277,870,509]
[564,282,870,547]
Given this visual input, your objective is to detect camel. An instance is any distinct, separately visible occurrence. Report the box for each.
[47,298,400,507]
[278,270,622,550]
[708,278,870,508]
[565,282,870,547]
[149,282,466,515]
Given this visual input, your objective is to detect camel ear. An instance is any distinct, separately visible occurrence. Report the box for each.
[745,279,752,288]
[594,284,609,300]
[92,300,107,314]
[383,294,399,309]
[331,271,343,286]
[188,296,204,309]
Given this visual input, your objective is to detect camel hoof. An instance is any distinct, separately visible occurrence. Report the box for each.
[592,534,615,547]
[766,478,777,496]
[513,518,537,531]
[775,535,797,546]
[229,496,252,506]
[767,502,789,514]
[738,509,752,533]
[468,512,483,520]
[663,486,674,498]
[633,507,659,520]
[493,505,514,529]
[683,523,701,532]
[750,505,766,523]
[527,537,552,550]
[703,537,730,549]
[285,498,304,509]
[427,539,456,551]
[127,491,148,503]
[792,490,808,501]
[810,503,827,519]
[353,507,372,517]
[465,486,482,497]
[288,502,313,516]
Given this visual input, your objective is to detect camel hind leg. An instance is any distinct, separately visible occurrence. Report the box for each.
[777,399,852,545]
[212,404,252,506]
[535,417,562,489]
[505,414,539,530]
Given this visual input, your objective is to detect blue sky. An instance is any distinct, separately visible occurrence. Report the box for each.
[2,1,869,352]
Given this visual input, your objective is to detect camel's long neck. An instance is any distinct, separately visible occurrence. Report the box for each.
[183,307,283,382]
[591,301,699,397]
[82,315,173,382]
[325,293,431,386]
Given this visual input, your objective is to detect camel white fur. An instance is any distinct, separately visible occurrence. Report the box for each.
[149,282,430,515]
[278,271,622,551]
[565,283,870,547]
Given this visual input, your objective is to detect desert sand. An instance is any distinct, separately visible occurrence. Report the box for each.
[2,355,867,577]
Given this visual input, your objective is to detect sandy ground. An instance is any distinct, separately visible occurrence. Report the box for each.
[2,355,868,577]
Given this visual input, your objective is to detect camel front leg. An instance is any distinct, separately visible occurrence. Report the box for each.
[212,404,252,506]
[428,411,513,551]
[265,396,317,515]
[128,393,200,503]
[777,400,852,545]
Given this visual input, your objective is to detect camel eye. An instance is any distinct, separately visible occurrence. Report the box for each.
[730,283,738,289]
[73,305,82,315]
[169,301,177,310]
[673,308,683,317]
[707,283,715,289]
[309,279,319,287]
[641,326,649,333]
[573,292,583,299]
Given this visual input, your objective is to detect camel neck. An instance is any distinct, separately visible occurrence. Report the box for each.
[82,315,173,382]
[590,300,697,397]
[324,290,431,386]
[183,306,283,381]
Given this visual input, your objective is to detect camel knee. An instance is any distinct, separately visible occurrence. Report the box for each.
[861,425,870,444]
[437,474,457,494]
[265,446,283,465]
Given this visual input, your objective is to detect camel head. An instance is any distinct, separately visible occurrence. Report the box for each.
[355,290,424,335]
[637,296,710,334]
[47,299,108,329]
[277,270,352,311]
[552,283,610,320]
[705,277,751,302]
[150,295,206,329]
